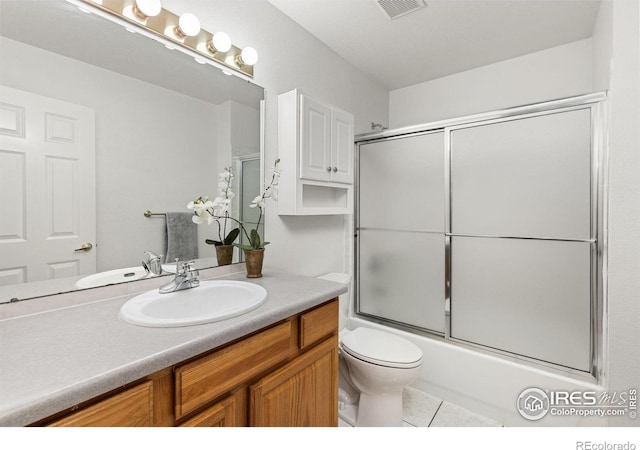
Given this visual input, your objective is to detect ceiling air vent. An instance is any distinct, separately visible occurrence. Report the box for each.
[377,0,426,20]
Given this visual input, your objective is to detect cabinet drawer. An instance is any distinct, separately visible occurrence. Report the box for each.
[299,299,338,350]
[48,381,153,427]
[175,321,294,419]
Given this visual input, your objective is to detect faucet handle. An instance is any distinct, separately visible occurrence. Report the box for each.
[184,260,198,276]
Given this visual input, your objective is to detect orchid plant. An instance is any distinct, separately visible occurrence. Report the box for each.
[188,167,239,247]
[188,159,280,251]
[237,158,281,251]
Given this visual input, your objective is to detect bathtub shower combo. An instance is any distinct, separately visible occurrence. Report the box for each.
[353,92,608,425]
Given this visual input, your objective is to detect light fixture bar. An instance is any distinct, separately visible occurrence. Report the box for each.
[74,0,256,78]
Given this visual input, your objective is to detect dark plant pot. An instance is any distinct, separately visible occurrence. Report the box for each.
[215,244,234,266]
[244,248,264,278]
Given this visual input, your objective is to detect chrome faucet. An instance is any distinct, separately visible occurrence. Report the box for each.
[142,251,163,276]
[159,259,199,294]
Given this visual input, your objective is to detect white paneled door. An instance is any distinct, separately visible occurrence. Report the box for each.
[0,86,95,286]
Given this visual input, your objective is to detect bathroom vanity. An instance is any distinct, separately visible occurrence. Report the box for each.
[0,272,345,427]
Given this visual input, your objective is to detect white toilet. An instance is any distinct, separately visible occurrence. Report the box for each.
[318,273,424,427]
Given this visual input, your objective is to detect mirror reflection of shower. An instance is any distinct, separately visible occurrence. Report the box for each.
[370,122,387,131]
[235,155,262,261]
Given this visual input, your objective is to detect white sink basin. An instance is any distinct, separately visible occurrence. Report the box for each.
[75,267,151,289]
[119,280,267,327]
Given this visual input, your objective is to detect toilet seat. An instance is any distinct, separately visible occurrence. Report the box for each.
[341,327,423,369]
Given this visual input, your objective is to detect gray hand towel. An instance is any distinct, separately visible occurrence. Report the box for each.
[165,212,199,263]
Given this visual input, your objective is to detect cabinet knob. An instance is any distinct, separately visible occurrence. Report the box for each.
[326,166,332,172]
[332,167,338,172]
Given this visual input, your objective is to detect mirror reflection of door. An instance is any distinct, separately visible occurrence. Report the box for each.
[0,85,96,285]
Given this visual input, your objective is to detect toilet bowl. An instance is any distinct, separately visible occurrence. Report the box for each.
[318,273,424,427]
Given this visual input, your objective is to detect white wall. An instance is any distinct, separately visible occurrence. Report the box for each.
[161,0,389,278]
[0,37,219,271]
[389,38,593,127]
[592,0,640,427]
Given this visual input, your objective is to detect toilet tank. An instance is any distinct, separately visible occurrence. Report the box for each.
[317,273,351,330]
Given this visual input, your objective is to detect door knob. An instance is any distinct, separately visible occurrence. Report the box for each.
[74,242,93,252]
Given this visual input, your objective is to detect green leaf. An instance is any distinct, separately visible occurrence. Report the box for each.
[234,244,256,251]
[250,229,261,248]
[205,239,222,246]
[223,228,240,245]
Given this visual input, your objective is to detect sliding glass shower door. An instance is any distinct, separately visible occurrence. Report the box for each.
[448,109,594,371]
[357,132,446,334]
[355,93,605,375]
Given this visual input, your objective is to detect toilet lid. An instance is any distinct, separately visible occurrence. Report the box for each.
[341,327,423,369]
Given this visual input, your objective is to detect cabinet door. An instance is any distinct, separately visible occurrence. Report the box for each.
[250,336,338,427]
[178,395,240,427]
[300,95,331,182]
[330,107,354,184]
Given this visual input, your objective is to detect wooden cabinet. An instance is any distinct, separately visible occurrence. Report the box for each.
[278,89,354,215]
[174,321,294,420]
[47,381,154,427]
[178,394,241,427]
[250,336,338,426]
[37,299,338,427]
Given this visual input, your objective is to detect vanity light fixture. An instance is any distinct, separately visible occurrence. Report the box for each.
[236,46,259,66]
[133,0,161,19]
[208,31,232,54]
[70,0,258,78]
[175,12,201,38]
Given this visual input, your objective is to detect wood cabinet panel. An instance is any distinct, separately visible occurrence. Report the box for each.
[174,320,294,419]
[299,299,338,350]
[178,395,238,427]
[48,381,153,427]
[250,335,338,427]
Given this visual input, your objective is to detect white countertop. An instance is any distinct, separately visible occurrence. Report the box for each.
[0,271,346,426]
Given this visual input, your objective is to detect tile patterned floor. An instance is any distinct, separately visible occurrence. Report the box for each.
[338,386,503,427]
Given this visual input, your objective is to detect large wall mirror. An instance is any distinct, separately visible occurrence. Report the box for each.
[0,0,265,303]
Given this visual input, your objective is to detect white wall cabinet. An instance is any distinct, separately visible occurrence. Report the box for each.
[278,89,354,215]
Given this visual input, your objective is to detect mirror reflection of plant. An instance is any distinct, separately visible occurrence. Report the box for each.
[187,159,280,250]
[188,167,239,247]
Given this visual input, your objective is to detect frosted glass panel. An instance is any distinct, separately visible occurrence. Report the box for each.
[450,109,591,239]
[359,229,445,333]
[359,133,444,231]
[450,236,591,371]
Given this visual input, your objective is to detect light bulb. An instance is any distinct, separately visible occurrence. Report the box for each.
[134,0,161,18]
[176,13,201,37]
[238,46,258,66]
[209,31,232,53]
